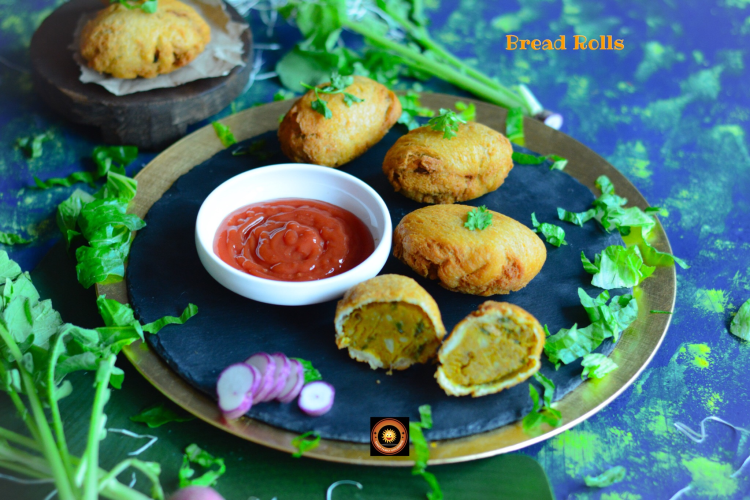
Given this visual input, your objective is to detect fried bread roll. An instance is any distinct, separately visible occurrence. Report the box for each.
[278,75,401,168]
[436,301,545,397]
[393,204,546,296]
[334,275,445,371]
[382,121,513,204]
[80,0,211,79]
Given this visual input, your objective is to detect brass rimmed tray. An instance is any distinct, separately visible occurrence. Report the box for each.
[98,93,676,465]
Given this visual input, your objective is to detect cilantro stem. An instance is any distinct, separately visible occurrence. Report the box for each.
[0,322,77,500]
[82,354,116,500]
[342,23,529,112]
[98,458,163,499]
[47,334,76,486]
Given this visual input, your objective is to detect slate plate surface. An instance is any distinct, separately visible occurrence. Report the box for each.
[126,129,628,443]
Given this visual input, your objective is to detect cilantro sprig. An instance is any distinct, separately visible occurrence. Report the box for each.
[513,151,568,171]
[301,72,364,119]
[522,372,562,433]
[111,0,158,13]
[464,205,492,231]
[531,213,567,247]
[428,108,466,139]
[398,91,435,131]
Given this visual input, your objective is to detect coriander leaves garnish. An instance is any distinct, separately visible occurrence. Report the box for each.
[397,91,435,131]
[0,231,32,246]
[302,72,364,119]
[428,108,466,139]
[291,357,323,384]
[557,207,596,227]
[584,466,627,488]
[512,152,568,171]
[531,213,567,247]
[178,443,226,488]
[130,403,195,428]
[16,131,52,159]
[111,0,158,13]
[212,122,237,148]
[410,404,443,500]
[291,430,321,458]
[581,353,618,380]
[34,145,138,190]
[522,372,562,433]
[582,245,655,290]
[730,298,750,341]
[455,101,476,121]
[464,205,492,231]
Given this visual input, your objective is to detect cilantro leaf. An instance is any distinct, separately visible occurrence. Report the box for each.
[418,404,433,429]
[557,207,596,227]
[0,231,32,246]
[142,303,198,334]
[410,404,442,499]
[178,444,226,487]
[291,430,321,458]
[428,108,466,139]
[531,213,567,247]
[342,92,364,107]
[584,466,627,488]
[310,94,333,118]
[505,107,524,145]
[650,310,672,314]
[301,72,364,118]
[581,353,618,380]
[111,0,158,13]
[35,145,137,190]
[130,403,195,428]
[455,101,476,121]
[730,298,750,341]
[512,152,568,171]
[464,205,492,231]
[582,245,655,289]
[544,323,599,366]
[290,357,323,384]
[397,92,435,131]
[16,131,52,159]
[212,122,237,148]
[522,373,562,433]
[273,90,295,101]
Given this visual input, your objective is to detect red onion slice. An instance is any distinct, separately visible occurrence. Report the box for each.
[298,381,335,416]
[262,353,291,402]
[245,353,277,403]
[277,360,304,403]
[216,363,255,419]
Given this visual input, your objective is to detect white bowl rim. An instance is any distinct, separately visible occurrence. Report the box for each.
[195,163,392,289]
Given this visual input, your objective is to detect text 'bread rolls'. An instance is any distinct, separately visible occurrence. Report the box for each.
[436,301,545,397]
[393,204,546,296]
[334,274,445,372]
[80,0,211,79]
[382,121,513,204]
[278,75,401,168]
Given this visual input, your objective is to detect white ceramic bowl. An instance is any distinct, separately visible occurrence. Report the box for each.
[195,164,392,306]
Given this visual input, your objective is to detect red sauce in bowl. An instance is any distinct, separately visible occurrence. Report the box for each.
[214,199,375,282]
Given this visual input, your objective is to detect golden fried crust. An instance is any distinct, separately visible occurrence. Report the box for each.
[436,301,545,397]
[393,204,546,296]
[382,121,513,204]
[80,0,211,79]
[334,274,446,370]
[278,76,402,168]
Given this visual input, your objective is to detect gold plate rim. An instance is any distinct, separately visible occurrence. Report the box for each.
[99,93,676,466]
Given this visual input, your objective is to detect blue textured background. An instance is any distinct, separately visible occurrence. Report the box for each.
[1,0,749,498]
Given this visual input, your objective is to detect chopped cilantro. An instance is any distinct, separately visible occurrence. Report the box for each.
[16,131,52,159]
[522,372,562,433]
[582,245,655,290]
[0,231,32,246]
[584,466,627,488]
[291,358,323,384]
[111,0,158,13]
[178,444,226,487]
[455,101,476,121]
[398,91,435,131]
[273,89,296,101]
[35,145,138,190]
[291,430,321,458]
[730,298,750,341]
[428,108,466,139]
[464,205,492,231]
[581,353,618,380]
[212,122,237,148]
[557,207,597,227]
[130,403,195,428]
[512,152,568,171]
[302,71,364,118]
[531,213,567,247]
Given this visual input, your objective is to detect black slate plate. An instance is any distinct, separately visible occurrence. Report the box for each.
[127,129,628,443]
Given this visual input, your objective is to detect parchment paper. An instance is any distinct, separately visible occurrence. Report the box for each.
[70,0,248,96]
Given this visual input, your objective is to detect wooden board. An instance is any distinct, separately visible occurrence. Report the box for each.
[99,93,677,465]
[30,0,252,150]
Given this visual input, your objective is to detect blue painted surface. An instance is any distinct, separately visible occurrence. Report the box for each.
[1,0,749,498]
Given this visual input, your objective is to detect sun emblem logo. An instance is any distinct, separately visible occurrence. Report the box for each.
[381,428,397,443]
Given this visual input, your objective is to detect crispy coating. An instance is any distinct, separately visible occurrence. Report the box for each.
[393,204,546,296]
[334,274,446,371]
[80,0,211,79]
[436,301,545,397]
[382,121,513,204]
[278,76,402,168]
